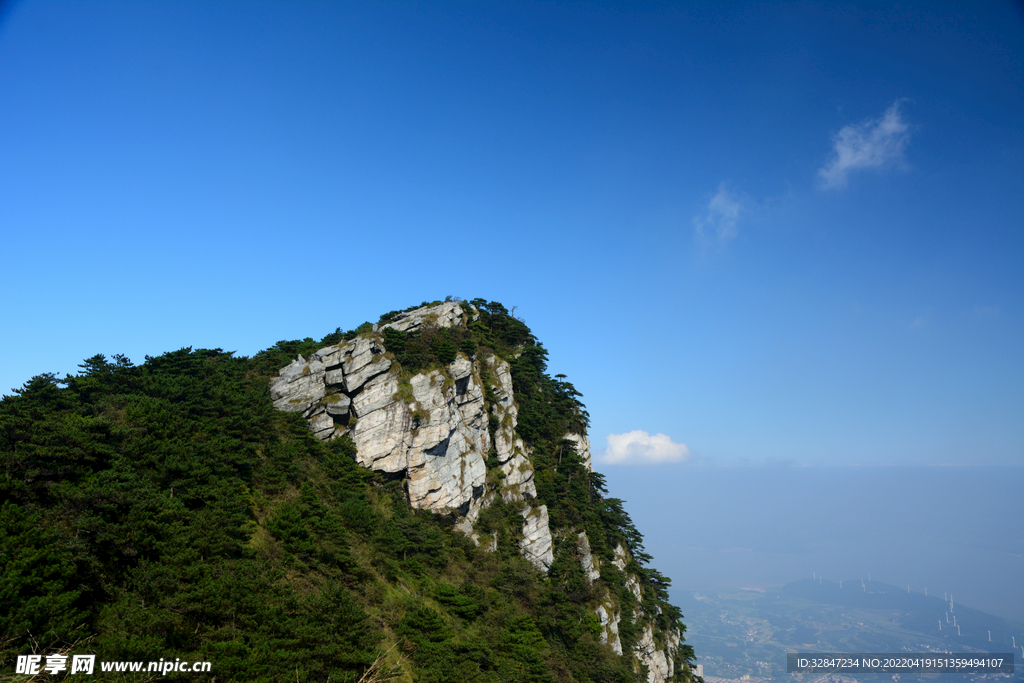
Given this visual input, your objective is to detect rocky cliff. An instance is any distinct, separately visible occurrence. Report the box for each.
[1,298,695,683]
[269,301,553,571]
[269,300,691,682]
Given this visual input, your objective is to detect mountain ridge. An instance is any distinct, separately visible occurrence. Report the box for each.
[1,298,697,683]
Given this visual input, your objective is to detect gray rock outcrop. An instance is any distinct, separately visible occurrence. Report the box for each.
[268,301,687,676]
[609,541,645,617]
[519,504,554,571]
[625,573,643,605]
[596,600,623,655]
[612,542,630,571]
[269,302,552,571]
[563,432,593,471]
[488,356,538,503]
[577,531,601,583]
[270,355,327,414]
[634,623,680,683]
[380,301,466,333]
[352,367,488,511]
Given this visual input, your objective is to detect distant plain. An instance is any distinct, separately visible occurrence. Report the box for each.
[675,580,1024,682]
[600,466,1024,622]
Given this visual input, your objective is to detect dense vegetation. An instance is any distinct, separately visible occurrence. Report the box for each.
[1,299,695,682]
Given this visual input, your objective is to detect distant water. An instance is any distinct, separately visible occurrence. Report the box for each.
[602,466,1024,622]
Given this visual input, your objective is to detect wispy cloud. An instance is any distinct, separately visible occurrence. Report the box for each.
[818,101,911,189]
[602,430,690,465]
[694,182,743,246]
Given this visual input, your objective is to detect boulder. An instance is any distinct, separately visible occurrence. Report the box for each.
[342,337,390,392]
[312,342,351,369]
[324,394,351,416]
[449,354,473,381]
[309,412,335,439]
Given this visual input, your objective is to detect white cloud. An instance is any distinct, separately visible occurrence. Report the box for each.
[818,100,911,189]
[602,430,690,465]
[693,182,743,245]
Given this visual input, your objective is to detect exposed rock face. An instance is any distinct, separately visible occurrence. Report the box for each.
[577,531,601,583]
[270,356,327,414]
[491,359,520,462]
[380,301,466,333]
[605,539,682,680]
[275,348,490,512]
[596,600,623,655]
[500,453,537,503]
[611,541,645,618]
[358,368,488,511]
[269,302,551,571]
[635,623,679,683]
[269,301,688,675]
[625,573,643,605]
[453,491,494,543]
[612,542,630,571]
[563,432,593,471]
[488,357,537,503]
[519,504,554,571]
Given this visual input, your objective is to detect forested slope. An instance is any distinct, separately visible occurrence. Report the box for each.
[1,299,696,683]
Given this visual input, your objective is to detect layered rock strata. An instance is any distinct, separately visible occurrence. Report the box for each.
[269,302,552,570]
[380,301,467,333]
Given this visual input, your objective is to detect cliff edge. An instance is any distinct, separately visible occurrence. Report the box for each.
[269,300,693,683]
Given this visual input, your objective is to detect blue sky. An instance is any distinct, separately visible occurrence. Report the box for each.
[2,1,1022,469]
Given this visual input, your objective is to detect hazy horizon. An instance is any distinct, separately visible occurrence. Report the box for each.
[604,464,1024,623]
